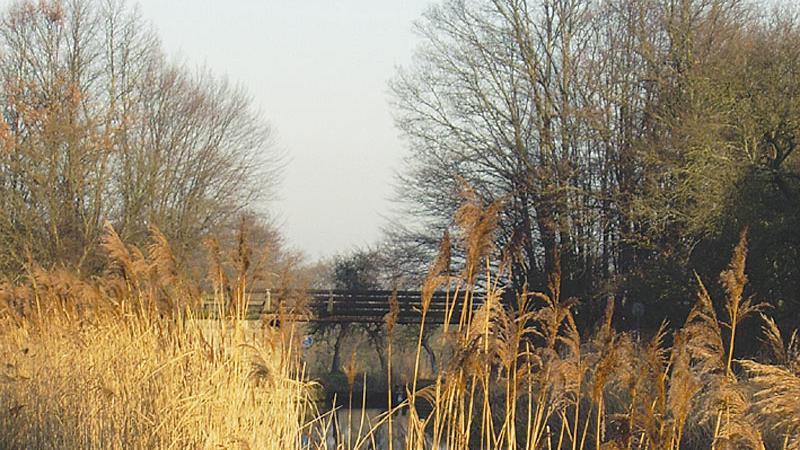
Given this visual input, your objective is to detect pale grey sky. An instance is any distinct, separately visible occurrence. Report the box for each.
[131,0,431,259]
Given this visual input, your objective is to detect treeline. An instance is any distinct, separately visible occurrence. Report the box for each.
[0,0,280,275]
[385,0,800,327]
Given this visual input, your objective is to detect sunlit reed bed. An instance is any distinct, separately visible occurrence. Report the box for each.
[0,207,798,449]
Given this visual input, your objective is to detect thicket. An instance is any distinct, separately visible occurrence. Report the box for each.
[0,0,280,275]
[389,0,800,331]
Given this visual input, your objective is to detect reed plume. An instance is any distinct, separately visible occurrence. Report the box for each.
[739,360,800,448]
[454,185,503,282]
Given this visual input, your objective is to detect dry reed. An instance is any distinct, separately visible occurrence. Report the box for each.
[0,208,796,450]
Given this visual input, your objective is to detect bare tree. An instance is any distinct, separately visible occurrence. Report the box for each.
[391,0,800,320]
[391,0,604,297]
[0,0,280,274]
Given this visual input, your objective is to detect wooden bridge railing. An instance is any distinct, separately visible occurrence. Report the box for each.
[201,289,503,324]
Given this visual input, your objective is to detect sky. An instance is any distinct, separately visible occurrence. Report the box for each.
[130,0,432,259]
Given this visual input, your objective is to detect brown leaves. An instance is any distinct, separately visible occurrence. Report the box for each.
[0,278,31,313]
[0,119,13,154]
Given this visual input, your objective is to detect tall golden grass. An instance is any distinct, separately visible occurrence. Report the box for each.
[0,224,320,450]
[0,202,798,449]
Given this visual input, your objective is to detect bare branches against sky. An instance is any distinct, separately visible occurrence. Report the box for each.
[132,0,431,258]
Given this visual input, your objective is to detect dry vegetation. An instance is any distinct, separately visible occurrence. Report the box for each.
[0,224,320,449]
[1,0,797,448]
[0,200,798,450]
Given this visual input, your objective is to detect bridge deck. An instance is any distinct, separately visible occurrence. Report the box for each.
[202,289,499,324]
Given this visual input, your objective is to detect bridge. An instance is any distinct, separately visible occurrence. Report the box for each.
[202,289,498,324]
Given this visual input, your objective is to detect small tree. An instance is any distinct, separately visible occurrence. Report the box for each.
[322,249,386,376]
